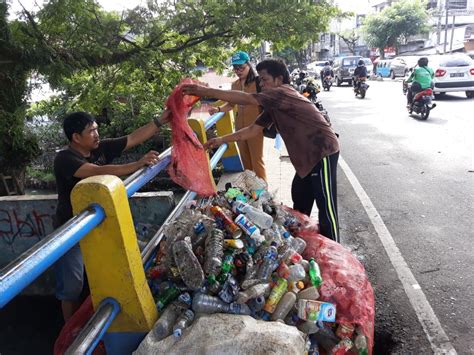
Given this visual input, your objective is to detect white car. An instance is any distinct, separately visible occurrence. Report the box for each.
[429,54,474,99]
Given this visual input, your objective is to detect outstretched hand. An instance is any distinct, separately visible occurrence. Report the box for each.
[182,83,209,97]
[203,138,223,150]
[139,150,160,166]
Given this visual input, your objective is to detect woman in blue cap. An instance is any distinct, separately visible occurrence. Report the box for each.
[209,51,266,181]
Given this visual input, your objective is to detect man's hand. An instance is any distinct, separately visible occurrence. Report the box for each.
[182,84,209,97]
[139,150,161,166]
[208,107,219,115]
[203,138,223,150]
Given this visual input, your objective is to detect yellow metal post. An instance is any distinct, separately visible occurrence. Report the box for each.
[71,175,157,333]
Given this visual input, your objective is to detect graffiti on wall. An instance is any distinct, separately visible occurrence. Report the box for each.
[0,208,53,250]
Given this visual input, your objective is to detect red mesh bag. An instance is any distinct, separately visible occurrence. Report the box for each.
[285,207,375,354]
[166,78,216,196]
[54,296,106,355]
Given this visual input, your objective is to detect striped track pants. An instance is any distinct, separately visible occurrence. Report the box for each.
[291,151,340,243]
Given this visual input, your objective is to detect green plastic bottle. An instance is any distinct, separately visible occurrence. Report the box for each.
[308,258,323,287]
[156,286,180,311]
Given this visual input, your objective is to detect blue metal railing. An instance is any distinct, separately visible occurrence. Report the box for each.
[0,111,229,353]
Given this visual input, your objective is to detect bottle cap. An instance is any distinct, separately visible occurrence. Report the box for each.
[290,253,303,264]
[173,329,182,337]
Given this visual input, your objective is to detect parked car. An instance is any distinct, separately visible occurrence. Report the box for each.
[390,56,421,79]
[428,53,474,99]
[307,61,328,78]
[334,56,372,86]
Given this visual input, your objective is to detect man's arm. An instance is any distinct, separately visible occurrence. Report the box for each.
[125,110,171,151]
[73,150,160,179]
[182,85,259,106]
[203,123,264,150]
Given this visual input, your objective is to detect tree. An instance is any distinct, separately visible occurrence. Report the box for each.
[361,0,430,58]
[0,0,339,192]
[339,30,360,55]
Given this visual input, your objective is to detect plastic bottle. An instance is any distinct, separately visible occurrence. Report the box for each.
[248,295,265,314]
[313,325,339,353]
[203,227,224,277]
[232,200,273,229]
[234,214,265,244]
[173,309,195,337]
[297,286,320,300]
[291,237,307,254]
[223,239,244,249]
[263,278,288,314]
[297,320,319,335]
[216,254,234,283]
[172,237,205,290]
[256,242,279,280]
[192,293,230,314]
[287,264,306,282]
[354,327,369,355]
[218,275,239,303]
[276,262,290,279]
[308,258,323,287]
[289,281,305,294]
[229,302,252,315]
[191,220,208,248]
[331,339,353,355]
[153,292,191,341]
[262,225,282,246]
[156,286,180,311]
[236,283,271,304]
[210,205,242,239]
[300,259,310,272]
[270,291,297,321]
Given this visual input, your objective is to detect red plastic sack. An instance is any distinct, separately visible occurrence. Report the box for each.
[54,296,106,355]
[287,208,375,354]
[166,78,216,196]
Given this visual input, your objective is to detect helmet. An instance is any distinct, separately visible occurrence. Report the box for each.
[418,57,429,67]
[325,61,330,66]
[358,59,364,66]
[299,71,307,78]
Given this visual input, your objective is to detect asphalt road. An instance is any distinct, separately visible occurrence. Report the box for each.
[319,79,473,354]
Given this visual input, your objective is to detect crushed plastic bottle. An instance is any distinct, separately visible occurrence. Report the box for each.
[203,226,224,278]
[218,275,239,303]
[256,242,279,280]
[236,283,271,304]
[173,309,195,337]
[192,293,230,314]
[287,263,306,282]
[172,237,205,290]
[270,291,296,321]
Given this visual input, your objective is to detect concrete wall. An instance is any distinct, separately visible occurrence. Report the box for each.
[0,192,175,295]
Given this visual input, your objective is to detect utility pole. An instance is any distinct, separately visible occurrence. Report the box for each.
[443,0,449,54]
[449,14,456,52]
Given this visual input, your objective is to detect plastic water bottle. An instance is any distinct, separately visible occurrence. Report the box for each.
[216,254,234,283]
[229,302,252,315]
[173,309,195,337]
[191,220,208,248]
[203,226,224,277]
[287,264,306,282]
[297,286,320,301]
[270,291,297,321]
[192,293,230,314]
[297,320,320,335]
[248,295,265,313]
[354,333,369,355]
[232,200,273,229]
[291,237,307,254]
[256,242,279,280]
[308,258,323,287]
[172,237,205,290]
[236,283,271,303]
[153,292,191,340]
[234,214,265,244]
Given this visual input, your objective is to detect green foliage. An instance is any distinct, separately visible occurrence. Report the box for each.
[1,0,339,173]
[361,0,430,57]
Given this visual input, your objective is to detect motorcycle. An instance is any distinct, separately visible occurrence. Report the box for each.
[302,83,331,125]
[353,77,369,99]
[322,76,333,91]
[403,80,436,120]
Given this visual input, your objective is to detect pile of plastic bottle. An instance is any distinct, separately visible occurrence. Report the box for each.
[146,171,369,355]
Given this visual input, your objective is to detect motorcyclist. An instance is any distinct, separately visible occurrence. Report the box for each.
[353,59,368,90]
[405,57,434,107]
[320,61,334,87]
[295,70,307,87]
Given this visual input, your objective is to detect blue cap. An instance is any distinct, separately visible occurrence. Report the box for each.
[231,51,250,65]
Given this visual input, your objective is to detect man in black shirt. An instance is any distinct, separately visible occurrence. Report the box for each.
[53,110,170,320]
[353,59,368,90]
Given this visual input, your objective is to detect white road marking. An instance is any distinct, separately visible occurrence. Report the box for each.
[339,156,457,355]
